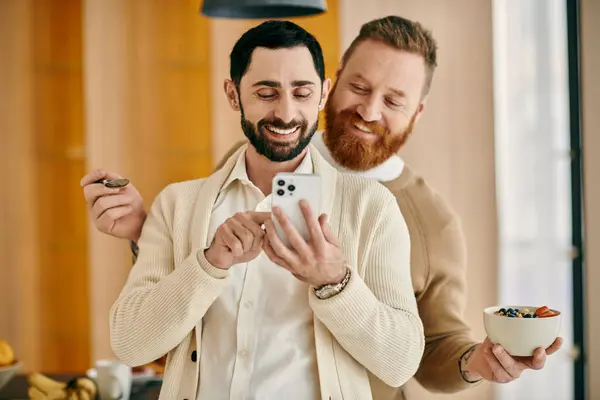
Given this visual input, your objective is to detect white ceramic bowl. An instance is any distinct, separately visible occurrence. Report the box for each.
[483,306,562,356]
[0,361,21,392]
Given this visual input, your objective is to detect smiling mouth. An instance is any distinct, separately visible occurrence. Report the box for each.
[353,121,373,133]
[348,121,380,140]
[264,125,300,136]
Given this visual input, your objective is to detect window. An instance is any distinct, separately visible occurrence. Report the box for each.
[492,0,574,399]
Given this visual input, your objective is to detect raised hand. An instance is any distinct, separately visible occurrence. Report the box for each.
[81,169,146,242]
[263,200,346,288]
[204,211,272,270]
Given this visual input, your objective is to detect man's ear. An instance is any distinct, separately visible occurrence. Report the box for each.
[335,63,344,81]
[413,98,428,125]
[319,78,332,111]
[224,79,240,111]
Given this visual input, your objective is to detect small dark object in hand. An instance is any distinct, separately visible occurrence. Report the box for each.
[95,178,130,188]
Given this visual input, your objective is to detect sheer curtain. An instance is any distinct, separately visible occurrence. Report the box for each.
[492,0,573,399]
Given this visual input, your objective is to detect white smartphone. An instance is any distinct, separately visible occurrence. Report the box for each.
[271,173,322,248]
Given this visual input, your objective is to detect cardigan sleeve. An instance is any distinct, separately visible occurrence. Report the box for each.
[109,184,229,366]
[309,195,425,387]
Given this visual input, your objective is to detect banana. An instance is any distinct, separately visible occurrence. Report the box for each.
[27,386,46,400]
[76,388,91,400]
[28,372,67,394]
[75,377,97,397]
[0,339,15,366]
[27,372,99,400]
[45,389,68,400]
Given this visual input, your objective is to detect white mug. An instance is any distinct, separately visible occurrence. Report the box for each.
[95,359,132,400]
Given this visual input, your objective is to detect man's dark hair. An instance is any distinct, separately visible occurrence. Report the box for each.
[229,20,325,88]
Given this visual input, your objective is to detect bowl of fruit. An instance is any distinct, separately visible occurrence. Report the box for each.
[483,305,562,356]
[0,339,21,391]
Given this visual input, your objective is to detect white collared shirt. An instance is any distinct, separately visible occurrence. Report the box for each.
[197,150,320,400]
[311,130,404,182]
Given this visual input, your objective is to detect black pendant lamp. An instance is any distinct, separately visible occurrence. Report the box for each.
[200,0,327,19]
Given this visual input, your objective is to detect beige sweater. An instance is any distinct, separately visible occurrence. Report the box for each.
[110,144,425,400]
[215,141,480,399]
[369,167,479,399]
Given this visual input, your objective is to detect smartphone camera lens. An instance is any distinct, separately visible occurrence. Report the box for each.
[288,185,295,191]
[277,189,285,196]
[277,180,285,186]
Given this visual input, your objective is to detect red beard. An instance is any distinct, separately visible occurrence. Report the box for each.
[324,100,416,171]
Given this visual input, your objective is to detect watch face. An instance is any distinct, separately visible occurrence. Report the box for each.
[316,268,350,299]
[317,286,339,299]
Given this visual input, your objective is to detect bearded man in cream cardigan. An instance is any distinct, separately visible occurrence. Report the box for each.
[102,20,424,400]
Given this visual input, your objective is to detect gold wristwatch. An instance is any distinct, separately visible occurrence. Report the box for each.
[314,267,351,300]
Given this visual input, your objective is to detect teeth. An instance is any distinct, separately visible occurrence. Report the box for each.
[266,125,298,135]
[354,122,373,133]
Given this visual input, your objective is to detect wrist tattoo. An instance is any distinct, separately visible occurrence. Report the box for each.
[458,344,482,384]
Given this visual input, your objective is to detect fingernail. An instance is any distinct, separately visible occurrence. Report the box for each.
[493,346,502,355]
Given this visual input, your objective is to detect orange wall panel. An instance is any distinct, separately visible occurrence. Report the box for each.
[32,0,90,373]
[84,0,214,360]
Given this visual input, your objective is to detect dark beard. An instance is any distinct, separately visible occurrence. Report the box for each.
[240,107,318,162]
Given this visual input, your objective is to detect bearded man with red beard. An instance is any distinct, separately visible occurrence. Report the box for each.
[311,16,563,398]
[81,15,563,400]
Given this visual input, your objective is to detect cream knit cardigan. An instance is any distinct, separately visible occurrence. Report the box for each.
[109,144,425,400]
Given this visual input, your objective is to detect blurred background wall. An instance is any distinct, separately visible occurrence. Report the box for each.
[0,0,597,399]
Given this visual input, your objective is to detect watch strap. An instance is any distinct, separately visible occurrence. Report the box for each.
[314,267,351,300]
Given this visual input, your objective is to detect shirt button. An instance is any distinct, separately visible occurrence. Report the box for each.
[244,301,253,308]
[191,350,197,362]
[239,349,249,358]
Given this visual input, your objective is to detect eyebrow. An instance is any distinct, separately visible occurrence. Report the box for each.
[352,73,406,97]
[252,80,316,88]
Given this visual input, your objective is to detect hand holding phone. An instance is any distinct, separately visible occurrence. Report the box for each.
[270,173,322,247]
[264,173,347,288]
